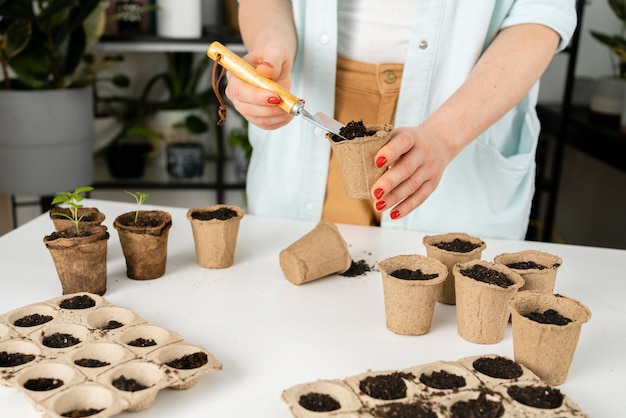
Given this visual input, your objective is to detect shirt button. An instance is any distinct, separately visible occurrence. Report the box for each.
[320,34,330,45]
[305,203,314,211]
[383,70,397,84]
[419,40,428,50]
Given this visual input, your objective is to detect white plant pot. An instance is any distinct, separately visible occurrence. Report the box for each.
[156,0,202,39]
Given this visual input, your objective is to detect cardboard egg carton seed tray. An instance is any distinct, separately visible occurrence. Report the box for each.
[0,292,222,418]
[282,354,589,418]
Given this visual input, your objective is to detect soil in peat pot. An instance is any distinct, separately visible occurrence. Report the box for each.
[507,385,564,409]
[330,120,377,142]
[189,207,238,221]
[74,358,110,368]
[23,377,64,391]
[42,333,81,349]
[524,309,572,326]
[298,392,341,412]
[460,264,514,287]
[59,295,96,310]
[61,408,104,417]
[165,352,209,369]
[472,356,524,380]
[390,269,439,281]
[359,372,415,400]
[373,401,438,418]
[111,375,149,392]
[434,238,483,253]
[450,391,505,418]
[0,352,36,367]
[419,370,467,390]
[127,337,157,348]
[13,313,53,327]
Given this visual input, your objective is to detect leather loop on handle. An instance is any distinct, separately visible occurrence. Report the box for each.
[206,41,301,115]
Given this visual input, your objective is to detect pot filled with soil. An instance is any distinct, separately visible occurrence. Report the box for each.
[453,260,524,344]
[378,254,448,336]
[113,210,173,280]
[279,220,352,285]
[327,121,392,199]
[508,291,591,386]
[44,225,110,295]
[494,250,562,294]
[49,207,105,232]
[422,232,486,305]
[186,204,244,269]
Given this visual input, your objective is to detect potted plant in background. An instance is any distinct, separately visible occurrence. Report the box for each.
[0,0,152,198]
[589,0,626,127]
[44,186,110,295]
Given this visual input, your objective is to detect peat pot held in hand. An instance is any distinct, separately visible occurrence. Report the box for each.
[326,122,392,199]
[509,291,591,386]
[43,225,110,295]
[113,211,173,280]
[187,205,244,268]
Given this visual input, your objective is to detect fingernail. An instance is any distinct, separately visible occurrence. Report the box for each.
[375,200,386,211]
[374,188,384,200]
[266,96,281,105]
[390,210,400,220]
[376,156,387,168]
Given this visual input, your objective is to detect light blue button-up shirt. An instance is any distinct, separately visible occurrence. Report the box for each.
[245,0,577,240]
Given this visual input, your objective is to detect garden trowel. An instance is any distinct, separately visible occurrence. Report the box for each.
[206,41,347,140]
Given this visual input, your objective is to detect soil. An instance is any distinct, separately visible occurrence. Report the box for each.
[165,352,209,370]
[42,332,81,348]
[190,207,238,221]
[330,120,377,142]
[51,211,101,224]
[434,239,481,253]
[460,264,514,288]
[116,211,165,228]
[505,261,546,270]
[74,358,110,368]
[450,391,504,418]
[524,309,572,325]
[341,259,374,277]
[419,370,466,390]
[390,269,439,281]
[23,377,64,391]
[359,372,414,401]
[0,351,36,367]
[507,385,564,409]
[373,401,438,418]
[471,356,523,380]
[61,409,104,418]
[127,337,157,347]
[59,295,96,310]
[298,392,341,412]
[45,228,96,240]
[111,375,149,392]
[100,320,124,330]
[13,313,53,327]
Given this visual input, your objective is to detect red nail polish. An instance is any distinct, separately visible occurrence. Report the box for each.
[374,188,384,200]
[390,210,400,220]
[266,96,281,105]
[375,200,386,211]
[376,156,387,168]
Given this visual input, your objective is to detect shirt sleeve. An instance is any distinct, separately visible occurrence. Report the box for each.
[501,0,578,52]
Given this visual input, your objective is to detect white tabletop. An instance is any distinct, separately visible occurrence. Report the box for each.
[1,199,624,417]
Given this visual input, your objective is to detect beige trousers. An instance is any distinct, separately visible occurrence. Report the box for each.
[322,56,404,226]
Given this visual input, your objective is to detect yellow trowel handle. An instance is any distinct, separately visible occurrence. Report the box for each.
[206,41,302,115]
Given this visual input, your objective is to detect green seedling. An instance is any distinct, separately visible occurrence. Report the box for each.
[51,186,95,235]
[125,191,151,223]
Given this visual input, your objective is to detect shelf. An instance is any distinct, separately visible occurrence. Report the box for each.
[537,104,626,174]
[95,32,245,54]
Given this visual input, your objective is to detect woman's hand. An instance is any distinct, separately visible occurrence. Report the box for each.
[371,126,454,220]
[224,43,295,130]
